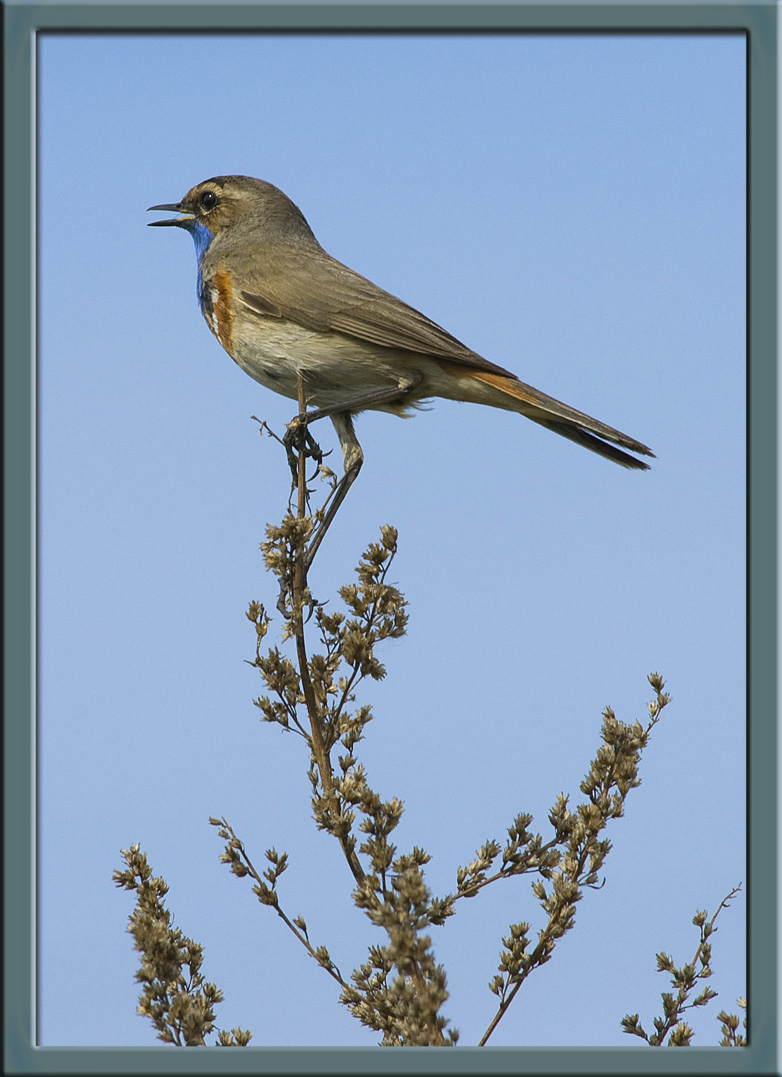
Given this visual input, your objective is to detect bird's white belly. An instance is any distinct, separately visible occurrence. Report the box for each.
[224,315,428,411]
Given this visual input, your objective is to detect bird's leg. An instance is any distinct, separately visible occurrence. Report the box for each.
[302,411,364,574]
[277,380,416,613]
[282,379,418,485]
[289,380,419,430]
[282,378,418,478]
[282,381,417,504]
[276,412,364,617]
[288,380,417,573]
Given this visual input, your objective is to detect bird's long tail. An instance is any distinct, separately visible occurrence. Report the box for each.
[446,365,654,471]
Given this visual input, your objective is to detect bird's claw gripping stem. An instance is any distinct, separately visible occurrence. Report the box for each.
[283,419,326,485]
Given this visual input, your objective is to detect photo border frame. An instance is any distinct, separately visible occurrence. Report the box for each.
[4,2,776,1073]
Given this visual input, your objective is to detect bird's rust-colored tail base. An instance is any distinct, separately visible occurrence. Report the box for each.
[449,365,654,471]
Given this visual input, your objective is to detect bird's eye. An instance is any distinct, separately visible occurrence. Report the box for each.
[199,190,218,211]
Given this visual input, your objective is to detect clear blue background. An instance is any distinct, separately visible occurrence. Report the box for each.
[38,32,746,1048]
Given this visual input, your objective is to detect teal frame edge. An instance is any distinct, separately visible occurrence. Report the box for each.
[4,2,775,1074]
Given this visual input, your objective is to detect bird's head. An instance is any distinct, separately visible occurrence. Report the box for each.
[148,175,316,258]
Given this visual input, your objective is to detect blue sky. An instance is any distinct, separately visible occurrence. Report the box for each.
[37,32,746,1048]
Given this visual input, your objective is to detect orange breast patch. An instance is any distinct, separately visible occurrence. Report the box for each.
[208,269,235,354]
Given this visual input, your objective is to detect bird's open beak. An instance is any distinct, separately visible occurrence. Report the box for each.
[147,202,194,227]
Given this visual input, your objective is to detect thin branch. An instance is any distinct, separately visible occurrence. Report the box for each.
[479,686,669,1046]
[216,818,350,992]
[478,841,592,1046]
[622,884,743,1046]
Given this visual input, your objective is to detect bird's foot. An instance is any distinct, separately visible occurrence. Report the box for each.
[283,417,329,485]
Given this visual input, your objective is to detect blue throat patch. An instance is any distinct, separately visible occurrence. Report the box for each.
[188,220,213,263]
[181,220,213,307]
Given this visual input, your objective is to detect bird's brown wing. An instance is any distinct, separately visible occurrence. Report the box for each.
[235,242,517,378]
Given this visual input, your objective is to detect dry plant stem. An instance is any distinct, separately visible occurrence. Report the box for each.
[478,698,666,1047]
[292,376,365,887]
[480,831,602,1046]
[636,885,743,1046]
[295,377,308,517]
[478,875,581,1047]
[224,820,350,992]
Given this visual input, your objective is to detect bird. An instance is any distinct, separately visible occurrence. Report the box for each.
[149,175,653,564]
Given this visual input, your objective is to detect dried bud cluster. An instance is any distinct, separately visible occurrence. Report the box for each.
[622,883,743,1046]
[112,844,252,1046]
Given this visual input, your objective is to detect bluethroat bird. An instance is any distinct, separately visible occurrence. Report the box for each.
[149,176,652,567]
